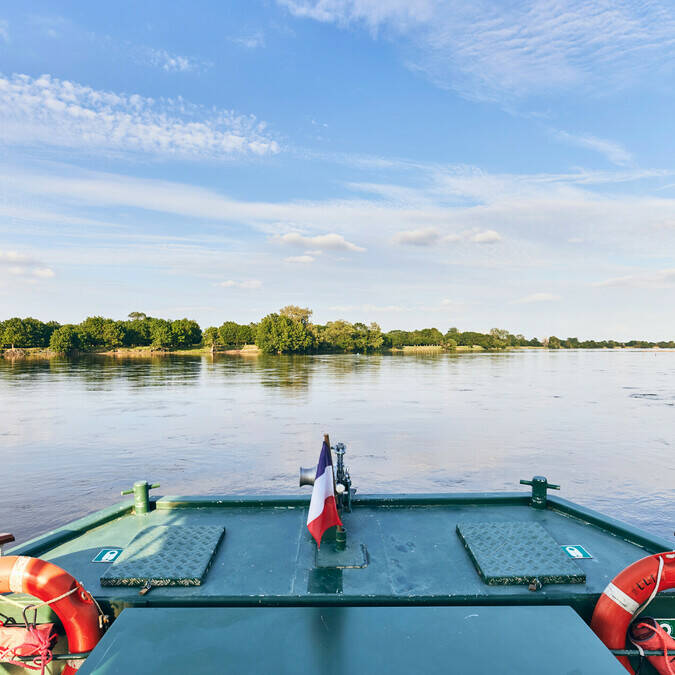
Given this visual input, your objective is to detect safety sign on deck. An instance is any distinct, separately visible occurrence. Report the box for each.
[92,548,123,563]
[561,545,592,559]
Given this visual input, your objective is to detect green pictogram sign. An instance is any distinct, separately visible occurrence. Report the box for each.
[92,548,123,563]
[561,545,592,559]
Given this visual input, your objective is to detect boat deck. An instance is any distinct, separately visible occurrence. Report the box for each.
[7,491,673,621]
[78,605,627,674]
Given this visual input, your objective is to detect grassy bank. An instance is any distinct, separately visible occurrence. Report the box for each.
[1,345,262,359]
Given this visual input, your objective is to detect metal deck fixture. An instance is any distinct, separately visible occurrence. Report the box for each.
[520,475,560,509]
[121,481,160,515]
[299,441,367,569]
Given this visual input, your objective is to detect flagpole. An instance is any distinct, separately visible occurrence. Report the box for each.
[325,432,347,551]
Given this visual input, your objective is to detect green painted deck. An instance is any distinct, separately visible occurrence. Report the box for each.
[6,492,673,623]
[78,605,627,674]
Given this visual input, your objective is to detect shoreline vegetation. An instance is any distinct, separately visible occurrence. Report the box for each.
[2,307,675,359]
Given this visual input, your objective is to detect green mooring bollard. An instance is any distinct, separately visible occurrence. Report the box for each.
[520,476,560,509]
[121,481,160,514]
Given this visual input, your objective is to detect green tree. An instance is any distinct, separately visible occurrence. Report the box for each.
[128,312,147,321]
[78,316,111,349]
[49,325,80,354]
[279,305,312,325]
[2,318,28,348]
[171,319,201,348]
[203,327,222,351]
[218,321,240,347]
[149,319,175,349]
[488,328,510,349]
[236,324,254,346]
[322,320,355,352]
[102,321,125,349]
[256,314,313,354]
[547,336,561,349]
[366,322,384,351]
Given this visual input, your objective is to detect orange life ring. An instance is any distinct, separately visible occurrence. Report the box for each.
[591,550,675,674]
[0,555,102,674]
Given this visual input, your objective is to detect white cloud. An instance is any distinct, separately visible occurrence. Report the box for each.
[279,0,675,101]
[232,33,265,49]
[0,73,280,159]
[0,250,54,280]
[470,229,501,244]
[284,255,315,263]
[4,162,675,273]
[393,227,501,246]
[554,131,632,166]
[514,292,560,303]
[593,269,675,289]
[144,48,204,72]
[276,232,365,252]
[218,279,263,289]
[328,304,407,312]
[392,228,440,246]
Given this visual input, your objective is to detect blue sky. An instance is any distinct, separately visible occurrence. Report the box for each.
[1,0,675,339]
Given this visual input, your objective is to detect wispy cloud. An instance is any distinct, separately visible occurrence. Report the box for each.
[0,250,54,280]
[4,161,675,269]
[232,32,265,49]
[554,130,632,166]
[0,73,280,159]
[393,227,501,246]
[594,269,675,289]
[0,20,9,43]
[275,232,365,252]
[279,0,675,101]
[143,48,207,73]
[514,292,560,303]
[218,279,263,289]
[328,304,407,313]
[284,255,315,263]
[392,227,441,246]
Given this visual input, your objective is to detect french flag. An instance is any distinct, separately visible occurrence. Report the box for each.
[307,437,342,548]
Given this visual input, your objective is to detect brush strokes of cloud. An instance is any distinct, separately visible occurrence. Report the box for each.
[555,131,632,166]
[279,0,675,102]
[392,227,440,246]
[594,269,675,289]
[0,20,9,43]
[4,163,675,265]
[276,232,365,252]
[284,255,315,263]
[0,250,54,279]
[144,48,205,73]
[393,227,501,246]
[0,73,280,159]
[218,279,263,289]
[232,33,265,49]
[329,304,407,313]
[514,292,560,303]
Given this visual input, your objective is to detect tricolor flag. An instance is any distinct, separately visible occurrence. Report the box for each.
[307,437,343,548]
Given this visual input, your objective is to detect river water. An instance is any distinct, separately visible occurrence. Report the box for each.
[1,350,673,544]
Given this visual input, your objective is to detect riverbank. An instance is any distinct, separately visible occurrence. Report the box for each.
[1,345,263,359]
[5,344,670,360]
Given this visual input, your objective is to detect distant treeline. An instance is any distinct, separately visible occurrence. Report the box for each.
[2,308,674,355]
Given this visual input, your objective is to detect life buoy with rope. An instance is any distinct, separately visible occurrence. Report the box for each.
[591,550,675,674]
[0,555,103,674]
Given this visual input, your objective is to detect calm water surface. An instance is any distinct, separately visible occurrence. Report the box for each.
[1,350,673,543]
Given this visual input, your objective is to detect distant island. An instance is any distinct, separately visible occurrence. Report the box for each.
[2,307,673,358]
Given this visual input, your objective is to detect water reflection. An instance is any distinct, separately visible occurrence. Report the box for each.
[1,350,673,543]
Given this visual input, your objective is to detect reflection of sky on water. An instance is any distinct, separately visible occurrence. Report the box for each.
[1,351,673,543]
